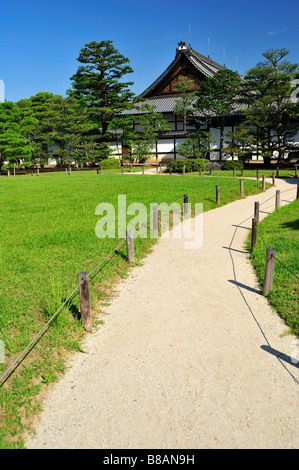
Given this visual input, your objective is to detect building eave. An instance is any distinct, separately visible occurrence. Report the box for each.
[140,43,226,98]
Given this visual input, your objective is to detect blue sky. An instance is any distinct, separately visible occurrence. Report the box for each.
[0,0,298,102]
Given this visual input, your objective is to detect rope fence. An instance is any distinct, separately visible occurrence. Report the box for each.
[2,162,299,178]
[250,186,299,295]
[0,176,298,387]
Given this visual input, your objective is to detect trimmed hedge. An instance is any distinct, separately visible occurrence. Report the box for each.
[165,158,208,173]
[98,158,121,169]
[222,160,243,170]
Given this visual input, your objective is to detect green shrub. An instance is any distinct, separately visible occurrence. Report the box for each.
[222,160,243,171]
[98,158,121,169]
[165,158,208,173]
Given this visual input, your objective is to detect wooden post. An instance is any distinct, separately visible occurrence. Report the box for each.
[262,174,265,190]
[160,164,162,174]
[7,169,10,177]
[13,164,16,176]
[251,217,258,253]
[142,166,144,174]
[295,165,298,178]
[183,194,188,216]
[78,271,92,331]
[216,185,220,206]
[276,166,279,177]
[121,167,124,174]
[256,170,259,180]
[275,190,280,209]
[233,168,236,178]
[254,201,260,224]
[183,165,185,176]
[65,168,68,175]
[126,229,135,264]
[241,165,244,177]
[69,166,71,175]
[37,168,39,176]
[199,167,202,176]
[272,172,275,185]
[97,168,99,174]
[153,206,159,233]
[240,179,244,197]
[263,248,276,296]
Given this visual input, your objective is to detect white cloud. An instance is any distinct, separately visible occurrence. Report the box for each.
[267,29,285,36]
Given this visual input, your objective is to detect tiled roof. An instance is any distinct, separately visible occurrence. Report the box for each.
[122,95,247,116]
[140,44,226,98]
[123,95,193,114]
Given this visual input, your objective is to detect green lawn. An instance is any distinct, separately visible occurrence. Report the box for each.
[246,199,299,336]
[0,170,270,447]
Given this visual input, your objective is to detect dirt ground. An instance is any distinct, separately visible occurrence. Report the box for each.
[26,177,299,449]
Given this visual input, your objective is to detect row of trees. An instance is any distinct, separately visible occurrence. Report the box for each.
[0,41,169,169]
[0,41,298,169]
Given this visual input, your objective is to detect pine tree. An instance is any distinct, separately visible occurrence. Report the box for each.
[68,40,135,156]
[173,76,197,132]
[239,48,299,164]
[0,102,34,170]
[195,70,241,160]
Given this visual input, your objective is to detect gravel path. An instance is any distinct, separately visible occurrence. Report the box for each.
[26,177,299,449]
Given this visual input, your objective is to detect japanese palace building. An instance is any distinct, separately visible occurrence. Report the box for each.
[113,41,244,163]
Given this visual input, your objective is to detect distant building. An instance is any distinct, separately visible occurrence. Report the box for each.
[115,41,299,164]
[119,41,244,163]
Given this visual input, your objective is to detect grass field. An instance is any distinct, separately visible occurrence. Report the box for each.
[0,170,272,447]
[246,198,299,336]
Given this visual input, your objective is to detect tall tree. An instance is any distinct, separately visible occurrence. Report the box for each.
[0,102,34,170]
[131,103,171,163]
[194,70,242,160]
[177,130,216,159]
[68,40,135,153]
[239,48,299,164]
[17,92,65,166]
[173,76,197,132]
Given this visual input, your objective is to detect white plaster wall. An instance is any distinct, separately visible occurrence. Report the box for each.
[210,150,220,161]
[175,138,186,149]
[157,139,174,154]
[210,128,220,149]
[110,142,122,157]
[223,126,233,148]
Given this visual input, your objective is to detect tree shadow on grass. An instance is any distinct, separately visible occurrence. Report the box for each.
[280,219,299,231]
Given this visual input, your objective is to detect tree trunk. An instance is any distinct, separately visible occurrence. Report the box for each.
[183,113,187,133]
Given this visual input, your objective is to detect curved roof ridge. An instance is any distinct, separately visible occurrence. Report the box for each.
[139,54,180,98]
[140,43,226,98]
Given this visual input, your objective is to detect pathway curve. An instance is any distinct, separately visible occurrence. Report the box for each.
[27,177,299,449]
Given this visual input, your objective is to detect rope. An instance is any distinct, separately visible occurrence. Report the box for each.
[273,255,299,280]
[0,281,83,386]
[0,238,126,387]
[1,179,296,387]
[89,239,126,276]
[256,227,269,249]
[254,189,299,281]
